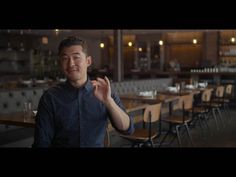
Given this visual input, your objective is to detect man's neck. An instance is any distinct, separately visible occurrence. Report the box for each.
[69,77,88,88]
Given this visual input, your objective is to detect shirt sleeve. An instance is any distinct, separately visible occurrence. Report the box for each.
[109,91,135,135]
[32,92,55,147]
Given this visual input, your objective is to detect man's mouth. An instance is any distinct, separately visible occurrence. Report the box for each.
[68,68,78,73]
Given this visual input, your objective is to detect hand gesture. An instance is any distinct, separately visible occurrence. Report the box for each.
[91,76,111,103]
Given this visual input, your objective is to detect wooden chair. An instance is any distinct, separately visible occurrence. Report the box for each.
[222,84,234,121]
[119,103,162,147]
[209,85,225,129]
[160,94,194,147]
[188,88,213,137]
[104,126,111,147]
[225,84,233,98]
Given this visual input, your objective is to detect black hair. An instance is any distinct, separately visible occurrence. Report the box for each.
[58,36,88,55]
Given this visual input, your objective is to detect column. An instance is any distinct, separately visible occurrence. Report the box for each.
[113,30,124,82]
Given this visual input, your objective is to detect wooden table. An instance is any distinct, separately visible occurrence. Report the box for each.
[0,112,35,128]
[157,89,201,96]
[125,103,149,114]
[120,93,181,116]
[120,93,180,104]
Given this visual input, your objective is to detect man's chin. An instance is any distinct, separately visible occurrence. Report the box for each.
[67,75,80,82]
[70,78,80,82]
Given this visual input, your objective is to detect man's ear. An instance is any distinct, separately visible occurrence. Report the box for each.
[87,56,92,66]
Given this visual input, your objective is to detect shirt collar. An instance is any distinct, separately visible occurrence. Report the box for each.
[64,78,93,93]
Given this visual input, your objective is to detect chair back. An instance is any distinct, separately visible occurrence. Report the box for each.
[201,89,212,102]
[143,103,162,143]
[225,84,233,95]
[181,94,193,110]
[176,94,193,123]
[173,94,193,111]
[215,86,225,98]
[143,103,162,123]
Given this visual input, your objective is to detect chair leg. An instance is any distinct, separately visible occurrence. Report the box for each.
[199,113,211,138]
[212,108,220,131]
[222,105,228,124]
[228,104,232,121]
[150,140,154,147]
[198,115,205,139]
[203,113,212,136]
[175,125,182,147]
[225,104,232,122]
[184,123,194,147]
[216,107,224,128]
[159,124,172,147]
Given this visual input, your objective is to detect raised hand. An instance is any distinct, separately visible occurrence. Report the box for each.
[91,76,111,103]
[92,76,131,131]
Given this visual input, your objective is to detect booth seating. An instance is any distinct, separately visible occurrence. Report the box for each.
[0,78,173,115]
[0,87,48,114]
[111,78,172,95]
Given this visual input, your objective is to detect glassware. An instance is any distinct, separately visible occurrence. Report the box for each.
[204,81,208,88]
[181,82,185,91]
[175,83,180,92]
[193,81,198,89]
[23,102,32,121]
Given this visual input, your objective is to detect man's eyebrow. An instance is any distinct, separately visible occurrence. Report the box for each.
[60,52,81,56]
[71,52,81,55]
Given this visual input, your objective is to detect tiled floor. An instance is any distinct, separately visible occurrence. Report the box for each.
[1,109,236,148]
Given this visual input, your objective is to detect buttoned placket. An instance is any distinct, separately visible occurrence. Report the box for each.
[77,89,81,146]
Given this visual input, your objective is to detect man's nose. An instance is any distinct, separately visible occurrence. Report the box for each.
[68,58,75,66]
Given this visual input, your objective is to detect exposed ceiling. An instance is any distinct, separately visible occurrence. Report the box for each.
[2,29,223,39]
[26,29,217,37]
[2,29,235,41]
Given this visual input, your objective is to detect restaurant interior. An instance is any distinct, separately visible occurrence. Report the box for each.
[0,29,236,147]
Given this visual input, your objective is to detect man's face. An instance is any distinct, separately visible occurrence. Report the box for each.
[59,45,91,82]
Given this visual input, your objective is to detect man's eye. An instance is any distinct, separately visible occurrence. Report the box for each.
[73,56,80,60]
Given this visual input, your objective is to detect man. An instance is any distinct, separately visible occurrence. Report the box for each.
[33,36,134,147]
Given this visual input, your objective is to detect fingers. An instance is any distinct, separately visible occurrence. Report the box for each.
[97,77,107,86]
[91,80,98,87]
[104,76,110,87]
[91,79,104,88]
[91,76,110,88]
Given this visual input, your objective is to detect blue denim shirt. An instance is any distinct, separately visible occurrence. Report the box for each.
[33,79,134,147]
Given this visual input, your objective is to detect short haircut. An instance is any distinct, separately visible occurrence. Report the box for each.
[58,36,88,55]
